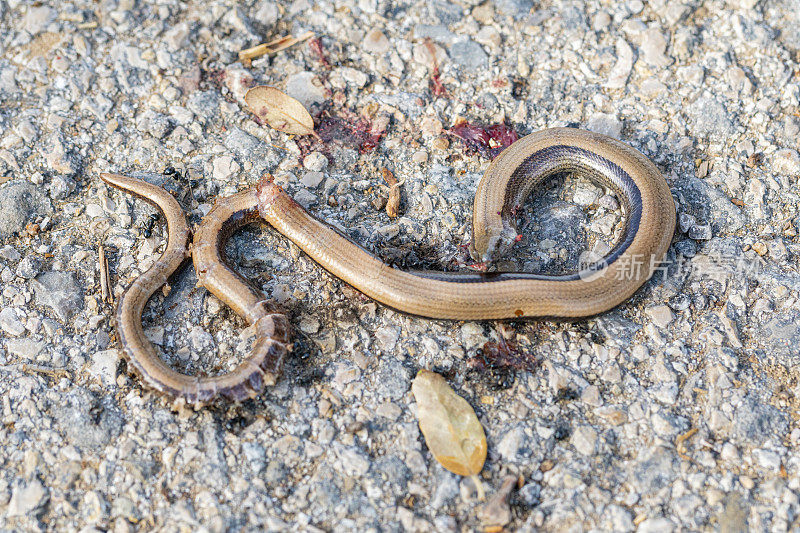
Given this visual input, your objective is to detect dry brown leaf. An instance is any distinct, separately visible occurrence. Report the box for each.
[239,31,314,62]
[412,369,487,479]
[245,86,316,137]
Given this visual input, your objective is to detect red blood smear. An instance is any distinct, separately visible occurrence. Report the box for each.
[450,122,519,158]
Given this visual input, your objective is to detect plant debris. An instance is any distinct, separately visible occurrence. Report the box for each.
[449,120,520,158]
[468,328,537,390]
[238,31,314,63]
[298,107,387,155]
[308,37,331,69]
[424,39,448,98]
[381,167,402,218]
[245,86,316,137]
[478,475,517,530]
[411,369,487,498]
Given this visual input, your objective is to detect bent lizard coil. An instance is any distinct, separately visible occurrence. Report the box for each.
[102,128,674,404]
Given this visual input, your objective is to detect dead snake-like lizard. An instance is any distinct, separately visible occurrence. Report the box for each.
[101,128,675,405]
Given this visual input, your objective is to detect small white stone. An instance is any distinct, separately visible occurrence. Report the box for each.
[286,71,327,109]
[475,26,501,48]
[7,479,48,517]
[646,305,674,328]
[90,349,120,385]
[586,113,623,138]
[753,449,781,471]
[640,27,671,67]
[363,30,391,54]
[212,155,240,180]
[303,152,328,172]
[338,67,369,87]
[637,517,675,533]
[571,425,597,455]
[773,149,800,176]
[298,315,320,334]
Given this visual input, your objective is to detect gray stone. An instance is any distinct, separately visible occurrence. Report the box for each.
[517,483,541,508]
[496,425,530,462]
[31,271,83,322]
[496,0,534,20]
[732,395,789,444]
[688,96,734,137]
[16,254,42,279]
[286,71,327,109]
[300,172,324,188]
[376,358,411,401]
[448,39,487,69]
[43,133,81,175]
[629,446,676,493]
[48,175,76,200]
[52,389,123,451]
[429,473,459,510]
[0,307,25,336]
[0,181,52,240]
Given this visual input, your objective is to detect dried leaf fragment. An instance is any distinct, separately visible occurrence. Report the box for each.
[478,475,517,530]
[239,31,314,62]
[245,86,316,137]
[381,167,402,218]
[412,369,487,478]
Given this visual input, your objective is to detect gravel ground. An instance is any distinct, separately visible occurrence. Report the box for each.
[1,0,800,531]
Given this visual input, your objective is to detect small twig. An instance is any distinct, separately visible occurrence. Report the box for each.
[676,427,698,460]
[99,245,112,304]
[239,31,314,62]
[21,364,70,378]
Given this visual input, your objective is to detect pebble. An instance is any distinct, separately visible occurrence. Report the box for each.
[689,96,734,136]
[605,38,634,89]
[640,28,671,67]
[571,426,597,455]
[0,181,52,240]
[6,338,45,360]
[586,113,623,138]
[637,517,675,533]
[30,271,83,322]
[286,72,327,109]
[0,307,26,336]
[448,38,487,69]
[646,305,674,328]
[212,155,241,180]
[90,350,120,385]
[303,152,329,172]
[49,175,76,200]
[412,42,447,69]
[300,171,324,188]
[6,479,48,517]
[496,426,529,462]
[22,6,55,35]
[363,30,391,54]
[772,149,800,176]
